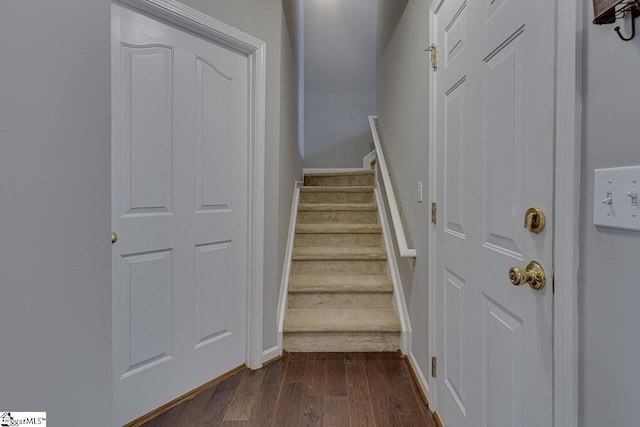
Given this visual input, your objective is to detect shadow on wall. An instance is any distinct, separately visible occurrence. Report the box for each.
[304,131,374,168]
[376,0,409,64]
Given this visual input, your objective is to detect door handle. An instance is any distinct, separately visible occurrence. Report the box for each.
[508,261,546,290]
[112,232,118,244]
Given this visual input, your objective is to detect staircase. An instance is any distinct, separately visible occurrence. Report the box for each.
[283,170,401,352]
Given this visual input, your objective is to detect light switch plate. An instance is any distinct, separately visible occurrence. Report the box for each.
[593,166,640,231]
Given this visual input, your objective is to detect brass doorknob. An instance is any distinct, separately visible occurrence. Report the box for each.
[508,261,546,290]
[112,232,118,244]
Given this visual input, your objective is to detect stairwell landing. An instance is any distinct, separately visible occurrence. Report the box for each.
[283,170,401,352]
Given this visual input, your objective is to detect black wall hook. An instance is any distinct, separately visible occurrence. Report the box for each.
[593,0,640,41]
[614,4,640,41]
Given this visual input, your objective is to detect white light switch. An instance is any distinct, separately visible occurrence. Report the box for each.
[593,166,640,231]
[417,181,423,203]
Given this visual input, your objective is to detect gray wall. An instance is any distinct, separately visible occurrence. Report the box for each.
[181,0,301,353]
[375,0,432,387]
[579,8,640,427]
[303,0,377,168]
[0,0,113,425]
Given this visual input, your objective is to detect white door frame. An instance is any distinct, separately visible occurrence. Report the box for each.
[115,0,266,370]
[427,1,582,426]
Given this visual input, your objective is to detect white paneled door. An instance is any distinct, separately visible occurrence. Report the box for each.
[432,0,554,426]
[111,4,249,425]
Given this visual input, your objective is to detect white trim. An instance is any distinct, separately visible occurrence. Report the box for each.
[427,0,441,411]
[375,188,412,354]
[553,1,582,426]
[262,346,281,364]
[246,36,267,370]
[368,116,417,258]
[302,167,365,174]
[363,150,377,170]
[116,0,265,54]
[117,0,266,370]
[426,0,581,425]
[276,182,302,351]
[407,351,431,403]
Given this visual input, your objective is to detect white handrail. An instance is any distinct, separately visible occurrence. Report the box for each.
[368,115,417,258]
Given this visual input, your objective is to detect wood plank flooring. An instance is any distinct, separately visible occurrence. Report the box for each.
[142,352,435,427]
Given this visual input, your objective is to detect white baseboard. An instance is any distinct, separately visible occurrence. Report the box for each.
[262,346,282,364]
[407,351,431,403]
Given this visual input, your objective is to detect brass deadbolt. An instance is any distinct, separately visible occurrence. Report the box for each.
[524,207,545,233]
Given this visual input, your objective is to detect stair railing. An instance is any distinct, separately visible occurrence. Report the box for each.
[368,115,416,259]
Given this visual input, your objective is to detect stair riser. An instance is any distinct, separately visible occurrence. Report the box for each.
[294,233,382,247]
[288,274,393,293]
[292,260,387,275]
[288,292,393,309]
[305,175,375,187]
[297,211,378,224]
[300,192,374,204]
[283,332,400,352]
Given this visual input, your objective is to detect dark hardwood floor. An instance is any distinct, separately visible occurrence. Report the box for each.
[141,352,436,427]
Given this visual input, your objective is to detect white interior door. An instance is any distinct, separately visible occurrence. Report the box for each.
[432,0,554,426]
[111,3,249,424]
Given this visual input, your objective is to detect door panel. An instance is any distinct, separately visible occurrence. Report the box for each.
[195,58,232,211]
[484,297,523,427]
[122,45,173,215]
[433,0,554,425]
[120,249,173,376]
[444,270,466,415]
[112,4,249,424]
[444,78,466,238]
[483,30,525,259]
[194,241,233,348]
[444,2,466,66]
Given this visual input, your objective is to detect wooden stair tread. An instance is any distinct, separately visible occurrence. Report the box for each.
[295,223,382,234]
[289,274,392,293]
[292,246,386,260]
[284,308,401,332]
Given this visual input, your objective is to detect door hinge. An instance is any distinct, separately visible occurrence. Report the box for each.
[431,356,437,377]
[431,202,437,224]
[425,43,438,69]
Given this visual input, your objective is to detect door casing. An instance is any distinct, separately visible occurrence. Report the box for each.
[427,1,582,427]
[114,0,267,370]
